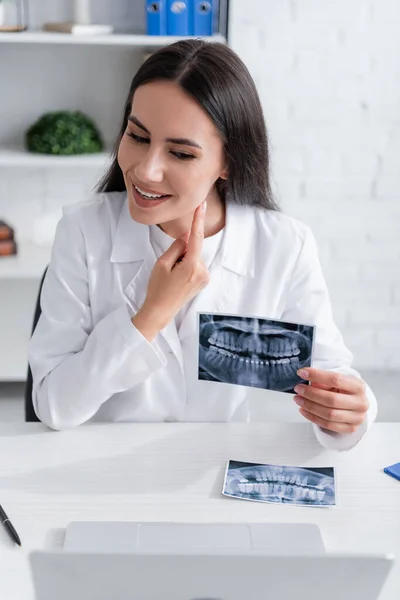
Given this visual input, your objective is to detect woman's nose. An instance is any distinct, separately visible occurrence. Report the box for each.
[134,147,164,183]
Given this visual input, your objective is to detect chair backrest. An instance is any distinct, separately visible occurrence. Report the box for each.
[25,267,48,422]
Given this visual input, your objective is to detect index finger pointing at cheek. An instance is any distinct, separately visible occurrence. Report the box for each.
[185,201,207,262]
[297,367,365,395]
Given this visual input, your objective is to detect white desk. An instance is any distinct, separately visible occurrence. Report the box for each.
[0,422,399,599]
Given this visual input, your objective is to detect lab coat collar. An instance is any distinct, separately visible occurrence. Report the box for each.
[110,195,149,263]
[217,201,256,277]
[110,195,256,278]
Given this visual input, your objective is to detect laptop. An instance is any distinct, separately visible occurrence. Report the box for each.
[62,521,326,555]
[30,550,394,600]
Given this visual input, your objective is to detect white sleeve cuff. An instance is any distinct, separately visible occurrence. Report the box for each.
[312,382,377,451]
[113,304,167,370]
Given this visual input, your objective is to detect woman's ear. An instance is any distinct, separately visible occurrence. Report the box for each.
[219,165,228,181]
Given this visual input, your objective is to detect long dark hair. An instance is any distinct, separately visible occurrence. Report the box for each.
[97,39,278,211]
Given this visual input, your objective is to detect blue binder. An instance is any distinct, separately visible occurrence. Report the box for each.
[166,0,192,36]
[193,0,215,36]
[146,0,167,36]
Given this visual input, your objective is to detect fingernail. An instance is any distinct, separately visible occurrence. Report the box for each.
[297,369,309,378]
[201,201,207,213]
[294,396,304,406]
[294,384,304,394]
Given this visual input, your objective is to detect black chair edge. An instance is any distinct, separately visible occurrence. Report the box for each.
[24,267,48,422]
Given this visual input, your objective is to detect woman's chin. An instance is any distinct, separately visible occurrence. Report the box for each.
[128,197,163,224]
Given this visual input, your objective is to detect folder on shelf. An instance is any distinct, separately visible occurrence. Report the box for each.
[0,220,14,242]
[192,0,215,36]
[146,0,167,36]
[0,239,17,257]
[166,0,192,36]
[0,220,17,257]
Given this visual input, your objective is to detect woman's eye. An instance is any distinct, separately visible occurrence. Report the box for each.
[127,132,149,144]
[171,151,195,161]
[127,132,194,161]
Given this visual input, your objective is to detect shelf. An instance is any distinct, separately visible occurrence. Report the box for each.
[0,243,51,279]
[0,31,226,46]
[0,147,112,167]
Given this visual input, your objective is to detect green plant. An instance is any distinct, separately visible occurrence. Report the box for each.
[25,110,104,155]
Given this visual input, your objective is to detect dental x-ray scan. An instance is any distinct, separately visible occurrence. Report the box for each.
[223,460,336,507]
[198,313,315,393]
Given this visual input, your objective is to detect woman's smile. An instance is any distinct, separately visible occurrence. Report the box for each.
[131,180,172,209]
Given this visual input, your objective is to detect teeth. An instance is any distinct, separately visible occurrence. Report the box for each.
[208,332,303,359]
[235,479,328,504]
[135,184,164,199]
[207,346,295,367]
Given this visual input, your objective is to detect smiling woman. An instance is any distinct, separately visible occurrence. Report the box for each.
[28,39,377,451]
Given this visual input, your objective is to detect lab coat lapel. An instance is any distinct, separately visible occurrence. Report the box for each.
[125,257,184,370]
[178,203,256,342]
[110,198,184,369]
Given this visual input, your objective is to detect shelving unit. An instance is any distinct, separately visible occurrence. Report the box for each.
[0,29,226,171]
[0,31,226,46]
[0,146,112,167]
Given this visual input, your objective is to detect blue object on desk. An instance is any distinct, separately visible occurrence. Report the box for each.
[383,462,400,481]
[167,0,192,36]
[193,0,214,36]
[146,0,167,35]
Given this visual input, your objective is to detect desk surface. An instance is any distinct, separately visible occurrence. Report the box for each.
[0,422,399,599]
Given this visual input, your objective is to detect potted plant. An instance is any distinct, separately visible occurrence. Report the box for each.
[25,111,104,155]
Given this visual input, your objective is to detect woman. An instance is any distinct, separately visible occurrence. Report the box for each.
[28,40,376,449]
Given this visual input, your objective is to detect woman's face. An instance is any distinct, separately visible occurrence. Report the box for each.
[118,80,227,235]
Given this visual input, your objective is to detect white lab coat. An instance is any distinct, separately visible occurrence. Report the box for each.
[29,192,377,450]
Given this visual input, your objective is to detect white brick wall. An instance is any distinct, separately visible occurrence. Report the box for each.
[230,0,400,370]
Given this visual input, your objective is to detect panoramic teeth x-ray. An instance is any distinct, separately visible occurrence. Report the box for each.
[198,314,315,393]
[223,460,336,506]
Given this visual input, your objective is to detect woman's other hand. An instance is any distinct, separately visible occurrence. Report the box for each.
[132,201,209,341]
[293,367,369,434]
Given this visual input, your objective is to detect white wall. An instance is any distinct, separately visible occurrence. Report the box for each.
[229,0,400,370]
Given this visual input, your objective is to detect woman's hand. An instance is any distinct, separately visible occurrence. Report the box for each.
[293,368,369,434]
[132,201,209,341]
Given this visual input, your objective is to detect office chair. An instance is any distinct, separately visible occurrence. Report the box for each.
[24,267,48,422]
